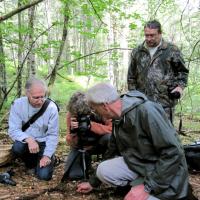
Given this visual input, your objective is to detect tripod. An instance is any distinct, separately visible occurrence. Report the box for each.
[78,148,87,180]
[61,142,90,182]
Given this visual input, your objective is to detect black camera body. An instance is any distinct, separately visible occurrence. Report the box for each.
[70,115,91,135]
[77,115,91,133]
[168,86,181,99]
[71,114,97,147]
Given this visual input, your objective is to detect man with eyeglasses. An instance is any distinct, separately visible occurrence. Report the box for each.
[8,77,59,181]
[77,83,189,200]
[127,20,189,122]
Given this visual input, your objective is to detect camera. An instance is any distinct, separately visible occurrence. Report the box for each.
[0,171,16,186]
[70,115,91,134]
[77,115,91,133]
[168,86,181,99]
[70,114,98,147]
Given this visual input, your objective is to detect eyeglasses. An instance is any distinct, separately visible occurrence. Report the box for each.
[30,95,46,100]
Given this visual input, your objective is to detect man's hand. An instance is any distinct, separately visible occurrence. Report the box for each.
[124,184,149,200]
[39,156,51,168]
[25,137,39,153]
[171,86,183,96]
[76,182,93,193]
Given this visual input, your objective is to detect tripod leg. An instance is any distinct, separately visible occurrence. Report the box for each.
[80,149,87,180]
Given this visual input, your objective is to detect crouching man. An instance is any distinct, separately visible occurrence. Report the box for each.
[8,77,59,181]
[77,83,189,200]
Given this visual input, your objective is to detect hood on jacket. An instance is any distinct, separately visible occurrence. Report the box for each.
[121,90,147,116]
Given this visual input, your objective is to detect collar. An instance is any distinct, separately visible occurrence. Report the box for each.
[140,38,168,51]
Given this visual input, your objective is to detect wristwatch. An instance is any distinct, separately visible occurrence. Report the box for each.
[144,183,152,193]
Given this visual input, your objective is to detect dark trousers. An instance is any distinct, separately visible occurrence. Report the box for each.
[63,134,111,181]
[87,134,111,156]
[12,141,54,181]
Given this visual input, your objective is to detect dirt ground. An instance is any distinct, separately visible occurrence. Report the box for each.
[0,151,200,200]
[0,120,200,200]
[0,152,124,200]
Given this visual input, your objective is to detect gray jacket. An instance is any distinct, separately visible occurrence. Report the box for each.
[109,90,188,200]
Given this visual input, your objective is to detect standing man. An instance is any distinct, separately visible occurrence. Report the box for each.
[127,20,189,121]
[77,83,189,200]
[8,77,59,181]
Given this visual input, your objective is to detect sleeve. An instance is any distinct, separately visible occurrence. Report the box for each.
[66,112,78,146]
[170,45,189,89]
[66,112,71,141]
[127,49,138,90]
[43,105,59,158]
[8,102,29,142]
[141,104,185,194]
[90,119,112,135]
[89,175,102,188]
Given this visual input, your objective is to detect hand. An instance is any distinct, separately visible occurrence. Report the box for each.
[25,137,39,153]
[71,117,78,129]
[124,184,149,200]
[171,86,183,96]
[76,182,93,193]
[39,156,51,168]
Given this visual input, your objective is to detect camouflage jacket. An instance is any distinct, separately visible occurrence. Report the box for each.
[127,39,189,108]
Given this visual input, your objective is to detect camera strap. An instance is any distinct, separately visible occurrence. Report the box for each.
[22,98,51,132]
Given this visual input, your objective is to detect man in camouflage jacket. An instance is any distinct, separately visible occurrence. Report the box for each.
[127,20,189,121]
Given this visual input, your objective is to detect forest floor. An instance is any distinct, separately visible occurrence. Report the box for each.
[0,115,200,200]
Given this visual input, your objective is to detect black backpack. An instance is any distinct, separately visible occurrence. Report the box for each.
[184,142,200,171]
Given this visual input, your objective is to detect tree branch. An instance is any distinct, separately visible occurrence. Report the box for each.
[152,0,164,18]
[0,24,55,110]
[187,39,200,69]
[180,0,192,48]
[87,0,107,26]
[0,0,44,22]
[57,47,132,71]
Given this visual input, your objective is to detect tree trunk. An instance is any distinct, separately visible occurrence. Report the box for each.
[45,0,54,71]
[47,2,69,94]
[17,0,23,97]
[0,24,6,105]
[112,18,119,89]
[27,5,36,77]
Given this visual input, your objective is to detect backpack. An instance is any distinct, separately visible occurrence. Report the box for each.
[184,142,200,171]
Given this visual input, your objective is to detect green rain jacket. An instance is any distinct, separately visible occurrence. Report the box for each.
[127,40,189,109]
[109,90,188,200]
